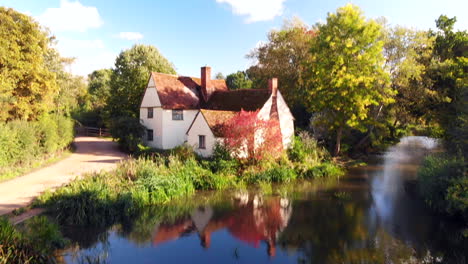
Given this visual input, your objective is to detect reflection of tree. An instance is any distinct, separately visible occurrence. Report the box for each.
[278,198,382,263]
[59,190,467,264]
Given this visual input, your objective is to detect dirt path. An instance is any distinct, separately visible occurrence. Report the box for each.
[0,136,127,216]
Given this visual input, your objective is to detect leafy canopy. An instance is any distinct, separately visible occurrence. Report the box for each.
[226,71,253,90]
[306,4,393,155]
[0,7,58,121]
[106,44,176,119]
[247,17,315,106]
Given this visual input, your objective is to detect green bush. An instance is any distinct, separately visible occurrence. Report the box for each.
[418,154,467,218]
[109,116,145,152]
[0,115,74,181]
[288,131,328,165]
[246,163,298,184]
[300,162,345,179]
[37,115,60,154]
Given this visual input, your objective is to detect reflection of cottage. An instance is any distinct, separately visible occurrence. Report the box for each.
[151,195,292,257]
[139,66,294,157]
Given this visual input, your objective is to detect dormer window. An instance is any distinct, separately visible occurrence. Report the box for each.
[147,108,153,118]
[172,110,183,120]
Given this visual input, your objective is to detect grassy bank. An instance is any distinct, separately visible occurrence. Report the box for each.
[35,133,343,226]
[418,153,467,220]
[0,115,74,182]
[0,216,68,264]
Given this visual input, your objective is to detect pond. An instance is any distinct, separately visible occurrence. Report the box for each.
[59,137,467,264]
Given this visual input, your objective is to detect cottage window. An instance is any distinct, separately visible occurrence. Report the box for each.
[147,129,153,141]
[172,110,183,120]
[198,135,206,149]
[147,108,153,119]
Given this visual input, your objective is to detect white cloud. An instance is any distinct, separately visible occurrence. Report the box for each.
[216,0,287,23]
[117,32,144,41]
[38,0,103,32]
[54,38,115,76]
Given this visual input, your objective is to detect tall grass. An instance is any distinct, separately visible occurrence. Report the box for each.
[0,216,67,264]
[36,132,343,226]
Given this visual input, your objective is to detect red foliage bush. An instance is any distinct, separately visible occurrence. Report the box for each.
[222,110,283,161]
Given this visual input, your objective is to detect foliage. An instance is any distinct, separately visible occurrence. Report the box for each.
[247,17,315,107]
[418,154,467,219]
[429,15,467,156]
[105,44,176,120]
[305,4,394,155]
[214,72,225,80]
[222,110,283,162]
[382,25,435,128]
[0,7,58,121]
[108,116,145,152]
[288,131,328,165]
[36,155,236,226]
[88,69,113,110]
[0,115,74,181]
[73,69,113,127]
[36,133,341,226]
[225,71,253,90]
[0,216,67,264]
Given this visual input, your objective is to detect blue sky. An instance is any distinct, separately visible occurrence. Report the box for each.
[2,0,467,78]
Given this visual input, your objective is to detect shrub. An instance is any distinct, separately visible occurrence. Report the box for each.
[300,162,344,179]
[288,131,328,165]
[0,115,74,181]
[246,162,297,184]
[109,116,145,152]
[418,154,467,218]
[222,110,283,162]
[37,114,60,154]
[208,144,239,174]
[170,144,197,161]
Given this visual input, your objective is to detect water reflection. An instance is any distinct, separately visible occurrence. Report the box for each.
[61,137,466,263]
[152,193,291,257]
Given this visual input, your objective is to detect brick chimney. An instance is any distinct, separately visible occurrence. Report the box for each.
[269,78,279,120]
[268,78,278,97]
[201,66,212,101]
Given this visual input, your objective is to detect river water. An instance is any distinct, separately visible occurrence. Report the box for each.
[60,137,467,264]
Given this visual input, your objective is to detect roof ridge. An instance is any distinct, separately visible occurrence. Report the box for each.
[151,72,180,78]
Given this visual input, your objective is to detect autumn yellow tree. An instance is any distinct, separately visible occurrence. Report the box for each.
[306,4,394,155]
[0,7,58,121]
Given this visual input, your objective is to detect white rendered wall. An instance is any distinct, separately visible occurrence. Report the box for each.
[257,91,294,149]
[140,77,164,148]
[276,92,294,148]
[186,112,217,157]
[162,109,199,149]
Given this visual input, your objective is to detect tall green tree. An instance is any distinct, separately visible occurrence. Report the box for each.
[429,15,467,155]
[45,48,87,115]
[247,17,315,106]
[88,69,112,109]
[0,7,58,121]
[306,4,394,155]
[106,44,176,119]
[383,26,435,127]
[225,71,253,90]
[215,72,225,80]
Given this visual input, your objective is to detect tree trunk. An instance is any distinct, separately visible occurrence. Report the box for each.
[334,126,343,156]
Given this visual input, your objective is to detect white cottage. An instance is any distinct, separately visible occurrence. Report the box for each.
[140,66,294,157]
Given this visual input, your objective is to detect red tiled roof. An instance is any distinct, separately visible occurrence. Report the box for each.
[201,89,271,111]
[150,72,228,109]
[200,109,237,137]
